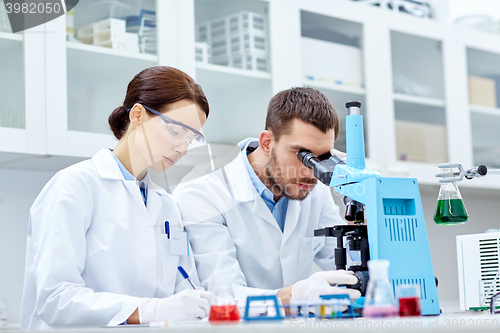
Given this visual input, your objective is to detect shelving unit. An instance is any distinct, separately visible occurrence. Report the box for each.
[300,8,367,155]
[0,32,24,130]
[465,42,500,170]
[393,93,446,108]
[390,29,447,165]
[66,42,158,135]
[307,85,368,155]
[0,0,499,189]
[0,29,26,159]
[194,0,272,144]
[303,79,366,95]
[196,60,272,143]
[469,105,500,116]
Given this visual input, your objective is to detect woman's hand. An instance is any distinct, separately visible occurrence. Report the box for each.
[136,289,212,324]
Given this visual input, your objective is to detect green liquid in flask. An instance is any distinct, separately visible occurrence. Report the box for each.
[434,199,468,225]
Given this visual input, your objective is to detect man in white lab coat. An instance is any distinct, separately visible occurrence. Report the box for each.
[173,87,360,305]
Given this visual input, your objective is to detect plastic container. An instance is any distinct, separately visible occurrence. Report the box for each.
[196,11,269,71]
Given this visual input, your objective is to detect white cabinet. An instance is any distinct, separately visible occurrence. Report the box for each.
[391,31,447,164]
[299,9,368,157]
[0,31,25,156]
[0,24,46,161]
[466,44,500,169]
[194,0,272,144]
[1,0,500,189]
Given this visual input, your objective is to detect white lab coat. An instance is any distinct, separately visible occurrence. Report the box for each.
[173,138,345,302]
[21,148,200,329]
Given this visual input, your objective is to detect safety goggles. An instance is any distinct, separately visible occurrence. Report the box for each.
[139,104,205,146]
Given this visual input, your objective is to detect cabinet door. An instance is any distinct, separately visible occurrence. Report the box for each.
[391,31,448,164]
[0,8,46,157]
[300,10,367,155]
[467,48,500,168]
[47,0,160,158]
[194,0,272,144]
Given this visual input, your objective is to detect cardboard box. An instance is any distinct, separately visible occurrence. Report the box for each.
[469,76,497,107]
[396,120,448,163]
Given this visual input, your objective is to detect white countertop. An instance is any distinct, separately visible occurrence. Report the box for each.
[3,311,500,332]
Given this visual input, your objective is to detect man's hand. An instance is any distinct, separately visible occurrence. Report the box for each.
[330,148,346,161]
[291,270,361,301]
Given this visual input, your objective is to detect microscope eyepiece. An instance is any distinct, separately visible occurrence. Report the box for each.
[297,150,319,169]
[297,149,347,186]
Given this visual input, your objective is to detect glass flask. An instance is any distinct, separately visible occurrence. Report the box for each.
[209,286,240,323]
[362,259,398,318]
[434,170,468,225]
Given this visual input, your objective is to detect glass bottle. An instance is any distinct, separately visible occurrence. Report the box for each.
[362,259,398,317]
[434,169,468,225]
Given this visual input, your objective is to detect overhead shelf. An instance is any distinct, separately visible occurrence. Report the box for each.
[303,79,365,95]
[196,61,271,79]
[0,32,22,53]
[0,31,22,41]
[195,61,271,91]
[470,105,500,116]
[393,93,446,107]
[66,42,158,80]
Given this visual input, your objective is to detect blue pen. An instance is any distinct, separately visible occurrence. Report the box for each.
[178,266,196,289]
[165,221,170,239]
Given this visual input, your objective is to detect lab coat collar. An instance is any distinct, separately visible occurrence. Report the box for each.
[92,148,167,196]
[91,149,167,225]
[92,148,125,180]
[224,138,260,203]
[225,138,293,234]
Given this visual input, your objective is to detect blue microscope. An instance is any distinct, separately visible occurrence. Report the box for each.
[297,101,440,316]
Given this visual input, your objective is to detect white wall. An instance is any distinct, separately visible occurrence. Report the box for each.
[0,169,56,325]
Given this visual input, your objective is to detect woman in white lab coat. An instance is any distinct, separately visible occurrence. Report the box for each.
[20,66,211,329]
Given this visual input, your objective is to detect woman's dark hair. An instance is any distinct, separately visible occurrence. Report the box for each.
[265,87,339,141]
[109,66,209,140]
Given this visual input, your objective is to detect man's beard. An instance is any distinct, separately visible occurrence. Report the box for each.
[264,148,317,201]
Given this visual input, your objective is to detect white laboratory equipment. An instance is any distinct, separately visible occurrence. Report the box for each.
[457,231,500,310]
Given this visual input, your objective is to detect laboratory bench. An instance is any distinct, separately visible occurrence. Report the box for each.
[3,312,500,332]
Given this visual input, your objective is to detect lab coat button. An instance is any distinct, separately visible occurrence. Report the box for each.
[281,251,287,259]
[148,273,155,281]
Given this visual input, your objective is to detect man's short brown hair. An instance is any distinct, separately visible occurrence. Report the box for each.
[265,87,340,141]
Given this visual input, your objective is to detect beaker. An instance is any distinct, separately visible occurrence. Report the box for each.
[362,259,398,318]
[434,170,468,225]
[397,284,421,317]
[208,286,240,323]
